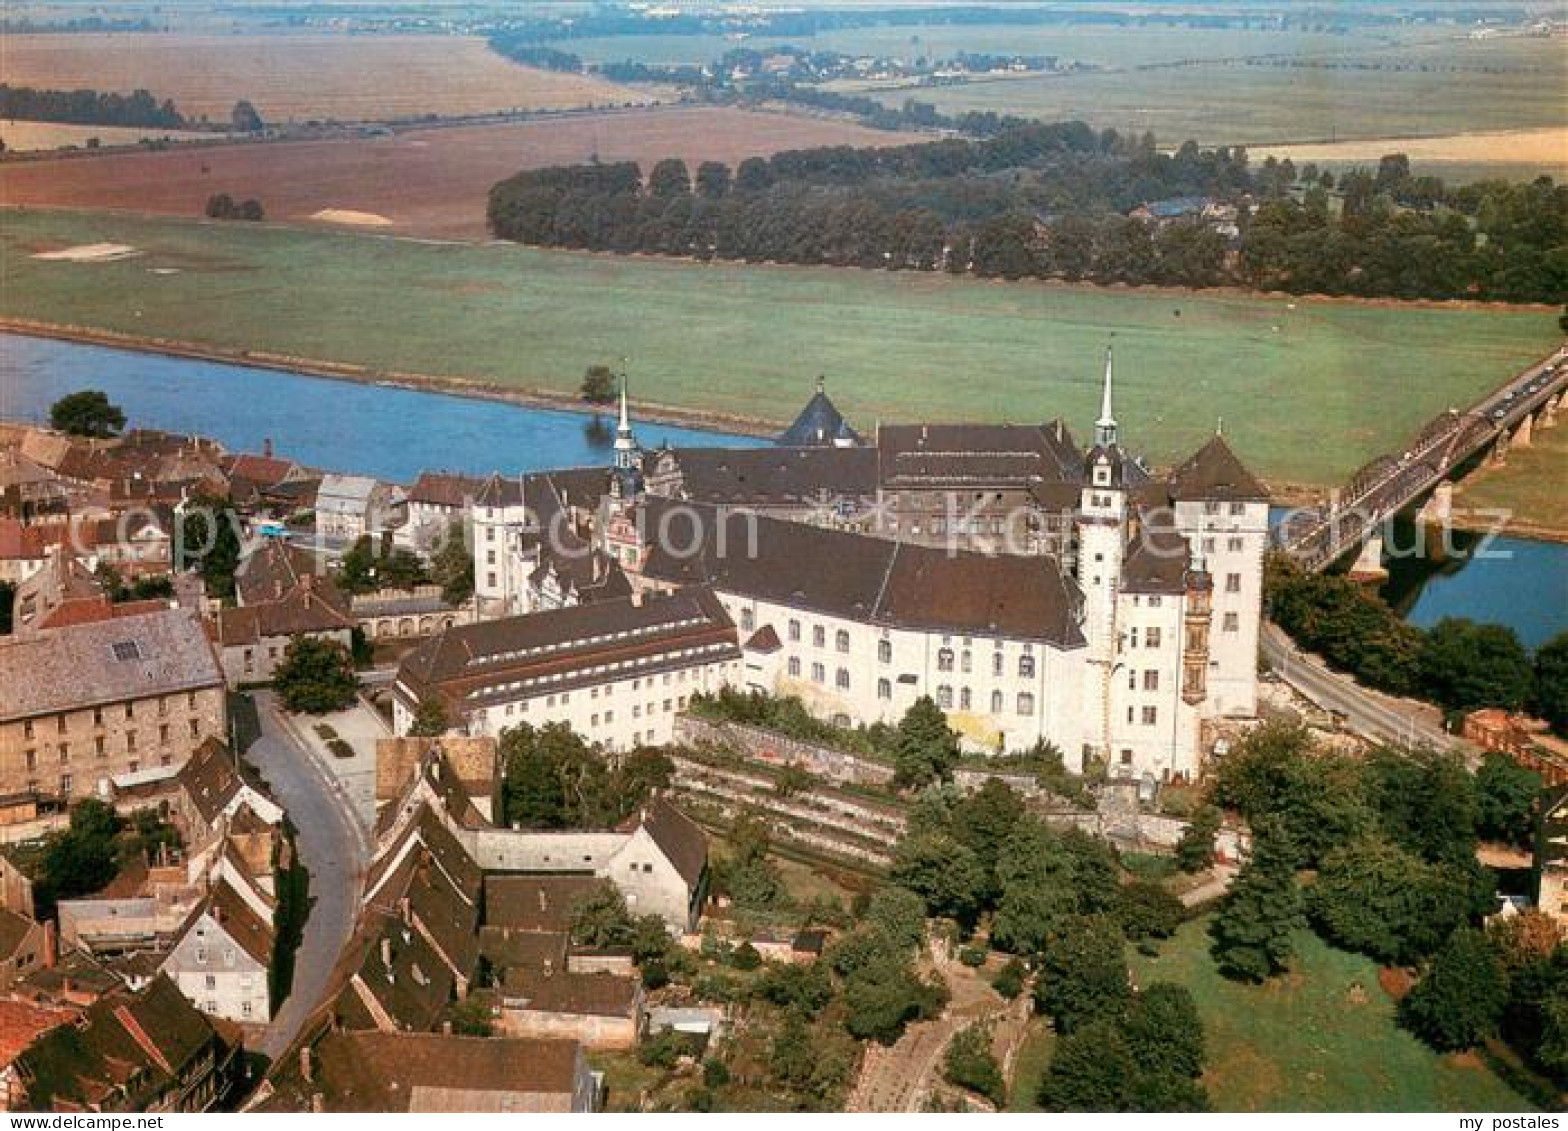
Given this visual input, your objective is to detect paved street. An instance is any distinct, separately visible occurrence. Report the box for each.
[245,691,370,1062]
[1260,622,1455,752]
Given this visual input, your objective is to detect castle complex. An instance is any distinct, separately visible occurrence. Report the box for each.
[403,352,1269,781]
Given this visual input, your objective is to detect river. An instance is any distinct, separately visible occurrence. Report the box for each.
[2,332,1561,647]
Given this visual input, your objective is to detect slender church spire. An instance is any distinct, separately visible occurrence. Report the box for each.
[614,372,639,471]
[1094,343,1118,448]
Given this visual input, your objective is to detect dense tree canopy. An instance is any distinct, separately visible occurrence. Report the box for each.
[50,390,125,438]
[1399,928,1509,1051]
[489,128,1567,303]
[273,637,359,713]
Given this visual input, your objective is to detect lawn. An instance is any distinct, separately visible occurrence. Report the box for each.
[1129,920,1531,1112]
[1451,420,1568,539]
[1006,1016,1057,1111]
[0,208,1557,487]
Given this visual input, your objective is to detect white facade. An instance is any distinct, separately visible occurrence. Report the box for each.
[472,482,531,617]
[1174,497,1270,718]
[720,592,1089,760]
[394,651,742,752]
[162,904,269,1025]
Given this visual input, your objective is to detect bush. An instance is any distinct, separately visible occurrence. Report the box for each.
[943,1023,1006,1106]
[992,957,1026,1000]
[958,945,988,968]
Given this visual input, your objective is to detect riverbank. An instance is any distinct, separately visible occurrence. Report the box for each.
[1450,422,1568,545]
[0,316,783,441]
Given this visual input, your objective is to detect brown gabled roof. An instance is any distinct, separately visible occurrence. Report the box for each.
[213,578,354,646]
[271,1031,583,1112]
[223,453,299,489]
[1167,434,1268,502]
[177,738,244,826]
[0,906,39,960]
[637,497,1085,645]
[13,974,223,1111]
[206,879,274,968]
[634,798,707,888]
[478,926,570,973]
[484,875,609,935]
[744,624,782,653]
[396,587,739,712]
[501,966,638,1018]
[1119,520,1191,595]
[409,472,487,509]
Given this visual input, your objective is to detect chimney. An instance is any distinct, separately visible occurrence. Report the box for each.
[399,896,411,926]
[380,936,392,968]
[263,438,274,458]
[300,1046,314,1084]
[43,920,58,968]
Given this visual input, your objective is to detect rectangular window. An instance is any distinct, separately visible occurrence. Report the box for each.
[1226,573,1242,593]
[1228,537,1244,552]
[1143,670,1160,692]
[1142,706,1158,726]
[1146,628,1162,649]
[1223,612,1240,632]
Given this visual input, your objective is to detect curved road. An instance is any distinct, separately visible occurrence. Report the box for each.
[1260,622,1456,752]
[244,691,370,1061]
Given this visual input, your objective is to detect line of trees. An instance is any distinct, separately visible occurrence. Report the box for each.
[0,84,185,128]
[488,129,1566,303]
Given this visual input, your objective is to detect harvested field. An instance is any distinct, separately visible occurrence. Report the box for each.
[0,33,645,123]
[0,107,916,239]
[0,120,209,152]
[1252,126,1568,183]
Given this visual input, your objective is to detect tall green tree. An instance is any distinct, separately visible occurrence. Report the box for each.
[429,520,474,605]
[179,494,242,600]
[1033,914,1130,1033]
[890,828,985,928]
[1176,803,1222,872]
[273,637,358,713]
[1399,928,1508,1051]
[1120,983,1205,1079]
[1309,835,1481,965]
[892,695,959,787]
[1038,1019,1135,1111]
[1418,617,1535,713]
[1535,631,1568,735]
[1210,819,1303,982]
[1475,752,1542,848]
[50,390,125,437]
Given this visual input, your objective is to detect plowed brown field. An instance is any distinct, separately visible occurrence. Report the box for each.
[0,107,915,239]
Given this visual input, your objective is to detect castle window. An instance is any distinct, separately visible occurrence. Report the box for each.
[811,663,825,683]
[836,668,850,691]
[960,687,972,710]
[1224,612,1240,632]
[961,651,972,674]
[1017,692,1035,716]
[877,679,891,700]
[936,685,953,709]
[1226,573,1242,593]
[813,626,825,648]
[1142,706,1158,726]
[878,640,892,664]
[1228,537,1244,552]
[1144,670,1160,692]
[1018,655,1035,679]
[1146,628,1162,649]
[836,629,850,653]
[1230,502,1246,515]
[789,619,801,642]
[937,648,954,673]
[992,652,1003,677]
[788,657,801,677]
[990,690,1003,713]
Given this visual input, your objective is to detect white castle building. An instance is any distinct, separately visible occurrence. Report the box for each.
[409,360,1266,781]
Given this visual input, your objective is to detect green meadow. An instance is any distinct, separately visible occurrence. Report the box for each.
[1,208,1556,487]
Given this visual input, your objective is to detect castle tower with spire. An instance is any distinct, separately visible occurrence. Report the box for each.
[609,374,644,500]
